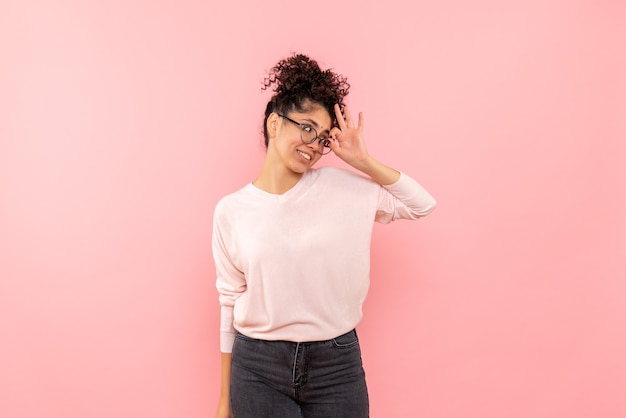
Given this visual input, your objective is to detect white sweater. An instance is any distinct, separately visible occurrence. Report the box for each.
[213,166,436,353]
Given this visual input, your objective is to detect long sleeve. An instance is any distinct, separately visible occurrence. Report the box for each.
[376,172,437,223]
[213,202,246,353]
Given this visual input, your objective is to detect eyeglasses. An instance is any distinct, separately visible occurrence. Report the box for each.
[278,114,332,155]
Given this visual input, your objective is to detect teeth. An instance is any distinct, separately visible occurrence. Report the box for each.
[298,150,311,161]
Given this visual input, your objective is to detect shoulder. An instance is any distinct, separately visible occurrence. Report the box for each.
[315,166,380,190]
[315,165,370,183]
[214,184,255,217]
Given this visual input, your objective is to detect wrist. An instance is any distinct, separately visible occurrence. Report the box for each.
[350,154,375,173]
[356,156,400,186]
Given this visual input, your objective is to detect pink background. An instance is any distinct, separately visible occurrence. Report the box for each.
[1,0,624,417]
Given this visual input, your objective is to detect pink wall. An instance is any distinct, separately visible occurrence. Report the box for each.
[1,1,624,417]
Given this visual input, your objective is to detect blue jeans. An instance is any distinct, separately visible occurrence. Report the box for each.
[230,329,369,418]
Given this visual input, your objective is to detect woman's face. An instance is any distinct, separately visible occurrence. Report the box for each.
[268,104,332,174]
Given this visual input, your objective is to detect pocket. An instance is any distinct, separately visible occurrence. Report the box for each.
[231,332,265,367]
[331,329,359,349]
[232,332,258,362]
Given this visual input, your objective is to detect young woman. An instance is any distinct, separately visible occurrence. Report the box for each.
[213,53,436,418]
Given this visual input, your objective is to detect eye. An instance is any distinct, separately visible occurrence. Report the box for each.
[302,125,313,133]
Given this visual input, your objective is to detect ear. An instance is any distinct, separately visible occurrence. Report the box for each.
[266,112,281,139]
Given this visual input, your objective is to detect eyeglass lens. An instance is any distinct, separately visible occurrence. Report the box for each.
[301,126,331,155]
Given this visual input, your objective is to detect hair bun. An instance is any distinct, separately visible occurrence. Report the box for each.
[261,53,350,147]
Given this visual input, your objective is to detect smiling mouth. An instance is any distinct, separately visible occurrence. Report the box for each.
[297,150,312,161]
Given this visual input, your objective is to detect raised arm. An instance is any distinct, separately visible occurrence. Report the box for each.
[328,104,436,218]
[328,104,401,185]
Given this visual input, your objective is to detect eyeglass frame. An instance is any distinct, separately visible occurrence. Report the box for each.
[277,113,332,155]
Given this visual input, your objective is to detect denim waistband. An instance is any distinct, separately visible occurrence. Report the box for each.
[235,328,357,345]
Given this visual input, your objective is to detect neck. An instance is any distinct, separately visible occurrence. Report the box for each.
[253,160,304,195]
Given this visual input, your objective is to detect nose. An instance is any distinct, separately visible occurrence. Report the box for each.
[306,138,324,153]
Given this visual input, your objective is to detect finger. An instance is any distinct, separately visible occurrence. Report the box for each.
[343,106,354,128]
[327,133,341,153]
[329,126,342,140]
[334,104,347,130]
[357,111,364,131]
[328,125,343,151]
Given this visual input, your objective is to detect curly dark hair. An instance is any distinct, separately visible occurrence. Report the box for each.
[261,54,350,148]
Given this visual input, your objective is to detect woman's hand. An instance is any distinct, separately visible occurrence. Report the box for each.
[329,103,401,185]
[328,104,370,170]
